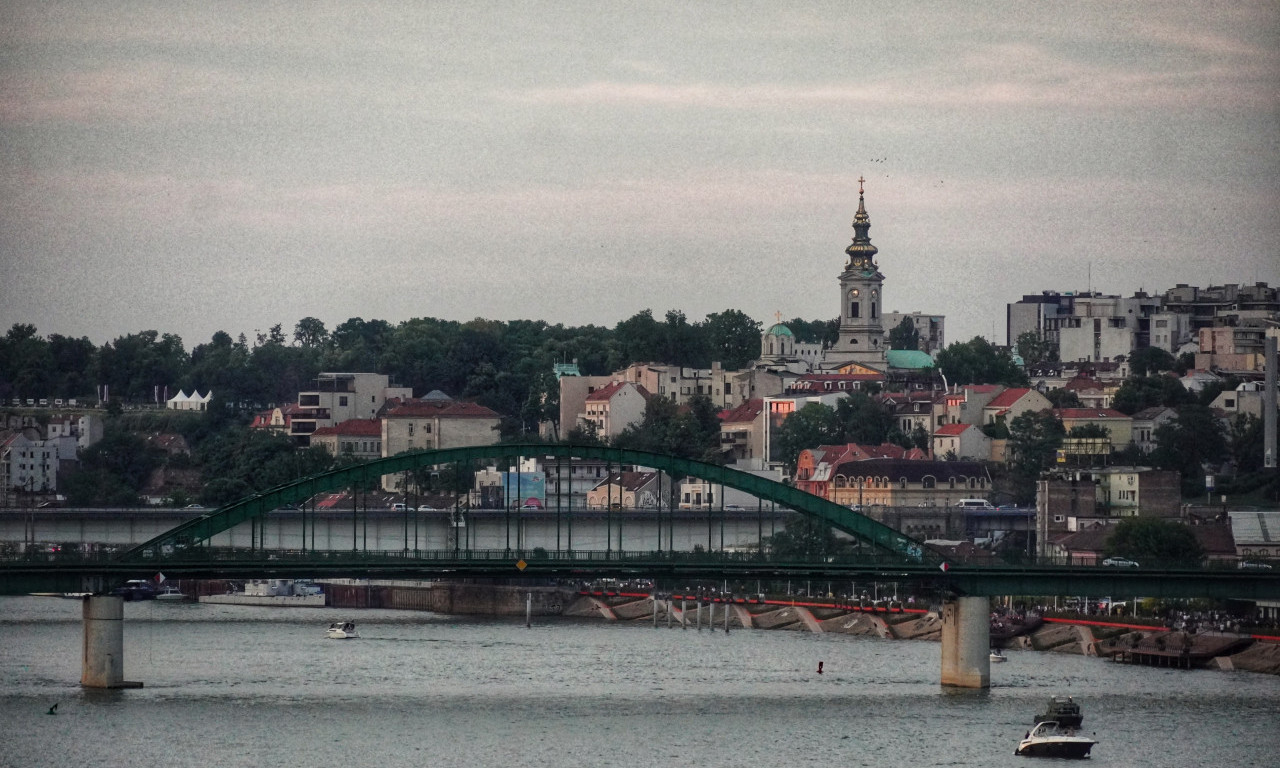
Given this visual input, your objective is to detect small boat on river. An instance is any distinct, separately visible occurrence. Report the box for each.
[1015,721,1096,759]
[326,621,359,639]
[990,648,1007,663]
[155,586,188,602]
[1035,696,1083,728]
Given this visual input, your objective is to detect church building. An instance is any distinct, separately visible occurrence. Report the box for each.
[757,178,891,374]
[823,177,887,369]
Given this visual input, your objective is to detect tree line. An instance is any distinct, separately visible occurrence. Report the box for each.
[0,310,772,425]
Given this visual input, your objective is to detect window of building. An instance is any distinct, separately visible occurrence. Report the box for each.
[1053,515,1065,523]
[339,396,348,407]
[851,302,860,318]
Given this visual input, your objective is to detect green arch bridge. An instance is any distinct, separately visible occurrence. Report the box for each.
[4,444,1277,602]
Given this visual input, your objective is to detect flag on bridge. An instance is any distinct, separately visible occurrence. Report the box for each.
[939,562,950,572]
[155,572,166,584]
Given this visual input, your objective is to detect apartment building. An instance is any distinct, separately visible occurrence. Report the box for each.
[290,372,412,446]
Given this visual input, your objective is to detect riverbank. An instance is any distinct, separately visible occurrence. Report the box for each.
[313,580,1280,675]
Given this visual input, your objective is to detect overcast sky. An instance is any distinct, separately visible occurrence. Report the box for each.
[2,2,1277,351]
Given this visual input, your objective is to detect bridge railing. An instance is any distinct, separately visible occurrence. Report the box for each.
[2,544,1273,572]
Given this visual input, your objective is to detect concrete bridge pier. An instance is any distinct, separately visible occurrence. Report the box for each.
[81,596,142,689]
[940,596,989,689]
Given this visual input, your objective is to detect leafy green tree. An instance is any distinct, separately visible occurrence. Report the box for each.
[982,420,1010,439]
[702,309,762,369]
[1149,404,1227,495]
[1015,331,1056,366]
[0,323,54,400]
[1043,387,1082,408]
[94,330,189,403]
[1128,346,1176,377]
[1227,413,1265,473]
[1111,375,1192,415]
[245,338,321,406]
[773,402,842,472]
[1068,423,1110,439]
[62,429,163,506]
[889,318,919,351]
[188,331,251,405]
[764,515,847,561]
[196,427,332,502]
[908,423,931,452]
[564,420,604,446]
[784,317,839,347]
[1006,410,1065,504]
[1105,517,1204,567]
[326,317,393,371]
[1195,376,1241,408]
[661,310,707,368]
[614,310,665,364]
[934,336,1029,386]
[47,334,96,397]
[293,317,330,349]
[835,392,894,445]
[613,393,721,463]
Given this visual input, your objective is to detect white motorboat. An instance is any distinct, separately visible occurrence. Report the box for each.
[326,621,359,639]
[990,648,1007,663]
[155,586,187,602]
[1015,721,1096,759]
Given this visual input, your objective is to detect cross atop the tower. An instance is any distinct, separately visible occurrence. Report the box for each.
[858,176,866,194]
[775,310,782,323]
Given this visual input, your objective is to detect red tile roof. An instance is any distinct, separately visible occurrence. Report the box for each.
[986,388,1032,409]
[719,398,764,424]
[312,418,382,437]
[934,423,972,436]
[585,381,651,402]
[385,400,500,419]
[1054,408,1129,420]
[1064,376,1104,392]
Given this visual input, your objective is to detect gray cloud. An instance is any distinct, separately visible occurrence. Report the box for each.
[1,1,1276,348]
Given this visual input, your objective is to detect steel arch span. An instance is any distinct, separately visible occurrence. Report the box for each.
[119,443,939,565]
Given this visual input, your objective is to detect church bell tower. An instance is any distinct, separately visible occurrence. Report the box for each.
[826,177,886,368]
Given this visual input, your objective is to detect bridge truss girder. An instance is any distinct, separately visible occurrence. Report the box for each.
[120,443,938,566]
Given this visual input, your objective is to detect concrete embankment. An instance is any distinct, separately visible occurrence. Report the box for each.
[323,580,570,616]
[315,581,1279,675]
[562,591,1279,675]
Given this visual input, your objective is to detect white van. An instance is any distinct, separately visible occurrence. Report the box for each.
[956,498,994,509]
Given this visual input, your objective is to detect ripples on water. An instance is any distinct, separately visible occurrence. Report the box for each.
[3,597,1278,767]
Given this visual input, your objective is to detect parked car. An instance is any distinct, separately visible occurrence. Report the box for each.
[1102,557,1140,568]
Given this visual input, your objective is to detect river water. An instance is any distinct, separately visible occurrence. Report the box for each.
[2,596,1277,768]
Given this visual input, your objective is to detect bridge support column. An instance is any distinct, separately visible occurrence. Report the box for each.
[940,596,989,689]
[81,596,142,689]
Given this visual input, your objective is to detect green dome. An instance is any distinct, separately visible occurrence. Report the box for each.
[765,323,794,337]
[886,350,935,370]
